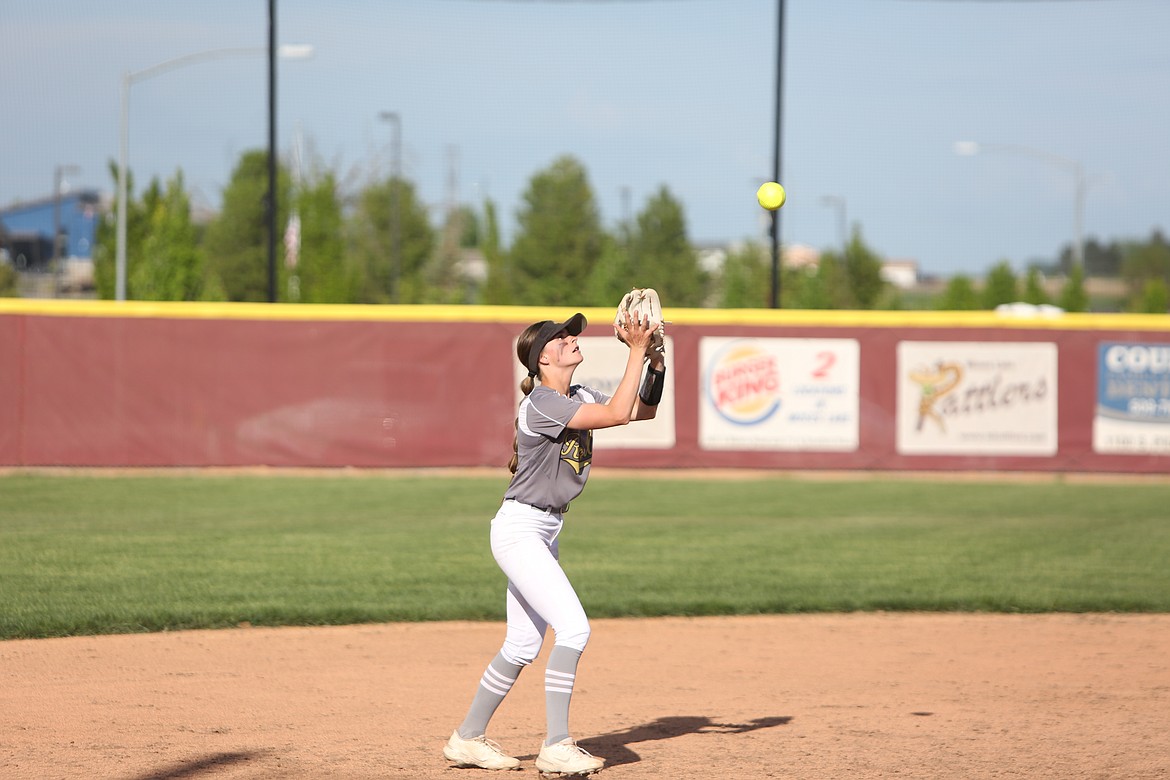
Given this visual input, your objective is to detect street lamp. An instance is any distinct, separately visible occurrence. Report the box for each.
[116,43,313,301]
[379,111,402,303]
[954,141,1087,272]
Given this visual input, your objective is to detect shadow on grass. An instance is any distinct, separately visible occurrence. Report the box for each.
[576,715,793,768]
[124,750,267,780]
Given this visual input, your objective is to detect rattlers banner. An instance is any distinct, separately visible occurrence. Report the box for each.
[896,341,1058,456]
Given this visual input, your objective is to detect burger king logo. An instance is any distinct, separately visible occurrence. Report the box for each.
[707,341,781,425]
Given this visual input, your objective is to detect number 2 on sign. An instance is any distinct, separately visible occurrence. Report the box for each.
[811,351,836,379]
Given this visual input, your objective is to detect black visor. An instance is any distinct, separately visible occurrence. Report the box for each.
[525,313,587,376]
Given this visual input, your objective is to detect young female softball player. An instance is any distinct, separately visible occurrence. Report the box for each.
[443,310,666,775]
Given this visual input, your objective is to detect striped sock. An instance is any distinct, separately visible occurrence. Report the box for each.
[458,653,523,739]
[544,645,583,745]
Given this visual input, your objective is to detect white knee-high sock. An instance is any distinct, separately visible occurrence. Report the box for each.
[544,645,583,745]
[458,652,523,738]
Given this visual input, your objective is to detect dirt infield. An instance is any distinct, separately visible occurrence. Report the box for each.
[3,614,1168,779]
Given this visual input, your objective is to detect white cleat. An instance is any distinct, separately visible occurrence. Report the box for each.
[535,738,605,776]
[443,730,521,770]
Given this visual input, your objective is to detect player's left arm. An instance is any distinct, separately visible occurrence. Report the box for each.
[632,354,665,421]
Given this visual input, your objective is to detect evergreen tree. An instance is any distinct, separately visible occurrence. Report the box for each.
[981,260,1019,309]
[93,161,161,300]
[1134,278,1169,313]
[940,274,980,310]
[626,186,706,307]
[842,227,886,309]
[1022,267,1050,305]
[481,199,512,305]
[1121,230,1170,312]
[508,155,602,306]
[348,176,434,304]
[1058,263,1089,312]
[718,242,770,308]
[292,168,353,303]
[790,253,850,309]
[203,150,289,302]
[131,170,204,301]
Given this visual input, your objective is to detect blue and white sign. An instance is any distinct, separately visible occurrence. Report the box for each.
[1093,342,1170,454]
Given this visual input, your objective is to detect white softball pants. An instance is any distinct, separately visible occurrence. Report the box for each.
[490,499,591,664]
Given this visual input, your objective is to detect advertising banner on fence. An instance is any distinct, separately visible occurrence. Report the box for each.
[896,341,1058,456]
[698,337,860,451]
[513,336,676,449]
[1093,342,1170,455]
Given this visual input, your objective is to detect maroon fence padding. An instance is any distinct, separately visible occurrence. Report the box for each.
[1,308,1168,473]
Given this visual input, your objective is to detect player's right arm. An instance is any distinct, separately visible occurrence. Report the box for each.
[566,312,652,431]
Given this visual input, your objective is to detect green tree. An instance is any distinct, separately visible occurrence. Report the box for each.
[92,161,163,299]
[348,176,434,303]
[1121,230,1170,313]
[290,168,353,303]
[0,260,16,297]
[788,253,851,310]
[0,221,16,296]
[625,186,706,307]
[940,274,980,310]
[130,170,204,301]
[1133,278,1169,313]
[480,199,512,305]
[203,150,289,302]
[1058,263,1089,312]
[718,242,771,308]
[1084,238,1123,278]
[1021,267,1050,305]
[842,227,886,309]
[585,233,633,308]
[508,155,603,305]
[981,260,1019,309]
[424,206,472,304]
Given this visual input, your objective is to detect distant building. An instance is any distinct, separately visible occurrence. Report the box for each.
[785,243,821,271]
[0,190,101,272]
[880,259,919,289]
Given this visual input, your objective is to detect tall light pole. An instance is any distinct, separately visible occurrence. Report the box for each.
[116,43,313,301]
[954,141,1087,272]
[379,111,402,303]
[770,0,787,309]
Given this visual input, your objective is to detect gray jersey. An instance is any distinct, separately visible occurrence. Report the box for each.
[503,384,610,511]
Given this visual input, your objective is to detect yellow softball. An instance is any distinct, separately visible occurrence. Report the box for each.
[756,181,786,210]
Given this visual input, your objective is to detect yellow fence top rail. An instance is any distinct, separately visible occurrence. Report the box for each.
[2,298,1168,332]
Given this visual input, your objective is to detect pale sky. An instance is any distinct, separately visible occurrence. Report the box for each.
[2,0,1167,278]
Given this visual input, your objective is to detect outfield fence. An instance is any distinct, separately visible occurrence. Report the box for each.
[2,299,1168,473]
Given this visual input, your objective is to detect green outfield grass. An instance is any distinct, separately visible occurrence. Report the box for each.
[1,472,1168,639]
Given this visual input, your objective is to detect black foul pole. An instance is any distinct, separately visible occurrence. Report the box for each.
[770,0,786,309]
[267,0,278,303]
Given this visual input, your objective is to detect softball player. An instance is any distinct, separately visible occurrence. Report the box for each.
[444,310,666,775]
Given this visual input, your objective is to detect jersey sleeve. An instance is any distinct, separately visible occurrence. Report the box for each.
[574,384,612,406]
[523,386,582,439]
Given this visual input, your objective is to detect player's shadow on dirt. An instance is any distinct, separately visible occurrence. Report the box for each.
[123,750,267,780]
[578,715,792,768]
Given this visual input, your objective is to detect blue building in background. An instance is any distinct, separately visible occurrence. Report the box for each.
[0,190,101,272]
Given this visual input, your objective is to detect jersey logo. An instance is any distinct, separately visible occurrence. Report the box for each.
[560,429,593,475]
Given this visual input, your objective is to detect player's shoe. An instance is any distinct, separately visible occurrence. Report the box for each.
[535,738,605,776]
[443,730,521,770]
